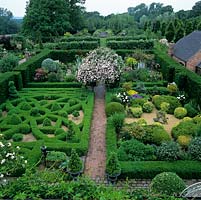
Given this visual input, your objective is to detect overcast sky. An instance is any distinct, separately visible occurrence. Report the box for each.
[0,0,199,17]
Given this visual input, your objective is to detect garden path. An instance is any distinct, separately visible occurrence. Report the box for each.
[84,84,106,180]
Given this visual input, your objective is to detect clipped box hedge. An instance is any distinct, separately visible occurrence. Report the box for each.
[154,43,201,106]
[60,36,100,42]
[43,41,99,50]
[107,40,154,50]
[106,36,147,41]
[27,82,82,88]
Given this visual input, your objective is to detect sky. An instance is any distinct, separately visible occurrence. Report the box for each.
[0,0,199,17]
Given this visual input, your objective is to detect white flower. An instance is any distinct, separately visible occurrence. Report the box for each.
[11,156,15,159]
[24,160,27,164]
[16,146,20,149]
[1,159,5,164]
[7,142,11,147]
[0,174,4,178]
[0,142,5,147]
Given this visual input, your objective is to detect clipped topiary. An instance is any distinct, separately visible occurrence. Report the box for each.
[41,58,59,72]
[110,113,125,134]
[58,111,68,117]
[177,135,191,149]
[106,152,121,176]
[188,137,201,160]
[55,128,65,136]
[160,102,170,112]
[12,133,23,142]
[20,102,32,111]
[67,149,83,173]
[51,103,62,112]
[130,106,143,118]
[156,141,182,161]
[143,102,154,113]
[8,81,19,99]
[105,102,124,117]
[150,172,186,196]
[43,118,51,126]
[30,107,40,116]
[8,114,22,125]
[68,99,78,107]
[174,107,187,119]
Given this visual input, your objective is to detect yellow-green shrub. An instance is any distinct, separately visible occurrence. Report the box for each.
[174,107,187,119]
[177,135,191,148]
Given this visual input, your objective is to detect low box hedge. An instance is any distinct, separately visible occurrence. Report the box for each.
[27,82,82,88]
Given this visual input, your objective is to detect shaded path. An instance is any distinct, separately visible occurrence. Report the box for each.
[84,84,106,179]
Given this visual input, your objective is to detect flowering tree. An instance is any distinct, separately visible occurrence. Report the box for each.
[76,48,123,85]
[0,134,27,183]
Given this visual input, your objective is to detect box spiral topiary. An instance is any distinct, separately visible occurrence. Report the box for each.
[12,133,23,142]
[150,172,186,196]
[20,124,31,134]
[20,102,32,111]
[67,149,83,173]
[174,107,187,119]
[51,103,62,112]
[43,118,51,126]
[8,81,19,99]
[106,102,124,117]
[130,106,143,118]
[143,102,154,113]
[8,114,22,125]
[156,141,182,161]
[177,135,191,149]
[188,137,201,160]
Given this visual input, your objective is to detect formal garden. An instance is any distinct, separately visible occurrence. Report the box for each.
[1,35,201,199]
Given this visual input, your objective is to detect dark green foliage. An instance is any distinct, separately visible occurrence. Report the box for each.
[60,36,100,42]
[22,0,71,42]
[8,114,22,125]
[12,133,23,142]
[8,81,18,99]
[118,139,155,161]
[48,72,58,82]
[106,152,121,176]
[188,137,201,160]
[174,26,185,42]
[110,113,125,134]
[43,118,51,126]
[172,121,198,139]
[19,124,31,134]
[30,107,40,116]
[105,102,124,117]
[107,40,154,50]
[0,109,2,117]
[152,95,181,114]
[0,54,19,73]
[20,102,32,111]
[165,22,175,42]
[72,110,80,117]
[150,172,186,196]
[43,41,99,50]
[184,103,198,117]
[67,149,83,173]
[156,141,182,161]
[51,103,62,112]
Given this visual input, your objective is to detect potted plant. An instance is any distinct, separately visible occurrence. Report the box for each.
[66,149,83,180]
[106,152,121,185]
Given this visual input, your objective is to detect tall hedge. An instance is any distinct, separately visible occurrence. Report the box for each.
[0,72,22,104]
[154,43,201,106]
[107,40,154,50]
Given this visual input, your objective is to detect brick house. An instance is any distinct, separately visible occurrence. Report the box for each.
[169,31,201,75]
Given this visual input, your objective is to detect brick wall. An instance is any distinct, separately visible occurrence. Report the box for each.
[187,51,201,72]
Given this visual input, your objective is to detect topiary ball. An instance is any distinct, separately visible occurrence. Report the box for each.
[105,102,124,117]
[20,102,32,111]
[19,124,31,134]
[130,106,143,118]
[12,133,23,142]
[30,107,39,116]
[174,107,187,119]
[150,172,186,196]
[143,102,154,113]
[177,135,191,149]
